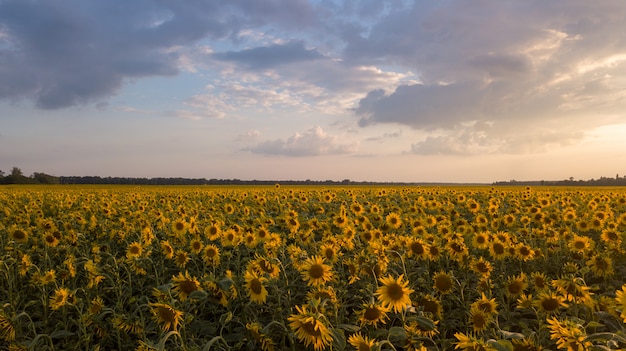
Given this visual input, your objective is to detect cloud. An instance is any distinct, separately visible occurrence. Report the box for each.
[350,1,626,154]
[213,41,325,69]
[247,126,357,156]
[0,0,317,109]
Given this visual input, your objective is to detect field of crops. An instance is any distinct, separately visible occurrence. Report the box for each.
[1,185,626,351]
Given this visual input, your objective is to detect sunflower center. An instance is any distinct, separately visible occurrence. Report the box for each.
[435,276,453,292]
[250,279,263,295]
[386,283,405,301]
[574,241,586,249]
[542,297,560,311]
[492,243,505,255]
[309,264,325,279]
[508,281,524,295]
[13,230,26,240]
[595,258,608,270]
[302,321,321,337]
[410,242,424,255]
[175,222,185,231]
[363,307,381,321]
[179,280,198,294]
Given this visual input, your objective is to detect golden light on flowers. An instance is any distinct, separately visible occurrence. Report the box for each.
[533,291,568,315]
[470,293,498,315]
[0,311,16,342]
[245,270,268,304]
[347,332,376,351]
[375,274,414,313]
[171,271,201,301]
[287,304,333,351]
[505,273,528,299]
[585,254,614,278]
[300,255,333,287]
[547,317,592,351]
[10,226,29,243]
[172,219,188,236]
[615,284,626,323]
[357,301,390,327]
[149,303,183,331]
[49,287,72,310]
[202,244,221,266]
[385,212,402,229]
[125,241,143,259]
[468,307,492,333]
[432,271,454,295]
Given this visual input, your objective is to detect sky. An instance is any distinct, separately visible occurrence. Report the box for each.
[2,0,626,183]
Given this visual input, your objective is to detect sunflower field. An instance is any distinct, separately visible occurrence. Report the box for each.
[1,184,626,351]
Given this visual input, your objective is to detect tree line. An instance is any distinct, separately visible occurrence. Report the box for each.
[2,166,625,186]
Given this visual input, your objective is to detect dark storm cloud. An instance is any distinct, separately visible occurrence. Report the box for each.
[213,41,325,70]
[0,0,316,109]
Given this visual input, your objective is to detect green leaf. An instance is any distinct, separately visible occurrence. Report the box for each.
[218,277,234,291]
[414,316,436,331]
[188,289,208,300]
[486,339,513,351]
[219,311,233,326]
[498,330,526,340]
[338,324,361,333]
[331,328,346,351]
[387,326,406,344]
[50,330,75,339]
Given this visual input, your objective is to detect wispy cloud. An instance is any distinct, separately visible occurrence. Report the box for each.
[246,126,358,156]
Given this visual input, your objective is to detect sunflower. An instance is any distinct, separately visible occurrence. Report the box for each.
[406,238,429,260]
[43,232,60,247]
[470,292,498,315]
[488,240,508,260]
[149,303,183,331]
[568,234,594,254]
[300,256,333,287]
[469,257,493,278]
[454,332,491,351]
[10,226,29,243]
[376,274,414,312]
[172,271,201,302]
[551,276,593,306]
[468,307,492,333]
[252,255,281,279]
[471,231,490,250]
[432,271,454,295]
[347,332,376,351]
[504,273,528,299]
[530,272,549,292]
[174,250,190,268]
[287,304,333,351]
[385,212,403,229]
[511,338,542,351]
[614,284,626,323]
[0,311,16,342]
[586,254,614,278]
[357,301,390,327]
[160,240,174,259]
[202,244,221,266]
[49,287,72,310]
[546,317,591,351]
[515,244,535,261]
[204,223,221,241]
[189,238,204,254]
[307,286,338,306]
[533,291,568,315]
[19,254,32,276]
[172,219,188,237]
[245,270,268,304]
[126,241,143,259]
[445,239,468,262]
[319,242,339,263]
[415,294,443,318]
